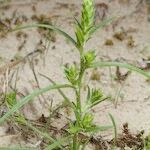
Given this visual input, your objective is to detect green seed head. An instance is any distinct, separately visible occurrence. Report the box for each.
[82,50,96,67]
[82,113,94,128]
[75,0,95,49]
[81,0,95,34]
[6,92,17,109]
[64,65,78,85]
[91,89,103,103]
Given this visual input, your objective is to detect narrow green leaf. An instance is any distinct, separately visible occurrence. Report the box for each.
[44,136,70,150]
[39,74,75,109]
[24,121,65,150]
[109,113,117,144]
[90,61,150,79]
[75,25,85,48]
[85,125,112,133]
[90,17,116,35]
[12,24,77,49]
[0,84,73,125]
[90,97,109,108]
[74,17,82,30]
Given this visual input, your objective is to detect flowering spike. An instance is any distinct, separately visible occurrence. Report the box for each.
[81,0,95,34]
[75,0,95,49]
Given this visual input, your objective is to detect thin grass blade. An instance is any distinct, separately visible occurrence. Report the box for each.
[109,113,117,144]
[0,84,73,125]
[44,136,70,150]
[24,121,65,150]
[12,24,77,48]
[90,61,150,79]
[90,17,116,35]
[39,74,74,108]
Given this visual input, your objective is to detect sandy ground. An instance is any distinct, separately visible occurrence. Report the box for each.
[0,0,150,149]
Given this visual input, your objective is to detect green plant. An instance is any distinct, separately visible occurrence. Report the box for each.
[0,0,150,149]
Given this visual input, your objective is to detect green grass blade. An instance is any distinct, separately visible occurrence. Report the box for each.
[0,84,73,125]
[90,17,116,35]
[89,97,109,108]
[39,74,73,107]
[24,121,65,150]
[12,24,77,48]
[44,136,70,150]
[90,61,150,79]
[109,114,117,145]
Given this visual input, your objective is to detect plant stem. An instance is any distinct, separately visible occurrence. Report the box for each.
[77,55,85,114]
[73,134,78,150]
[72,48,86,149]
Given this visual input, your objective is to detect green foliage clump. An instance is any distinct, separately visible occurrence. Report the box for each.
[0,0,150,150]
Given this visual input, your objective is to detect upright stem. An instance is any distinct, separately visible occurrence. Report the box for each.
[73,134,78,150]
[73,54,85,150]
[76,49,85,114]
